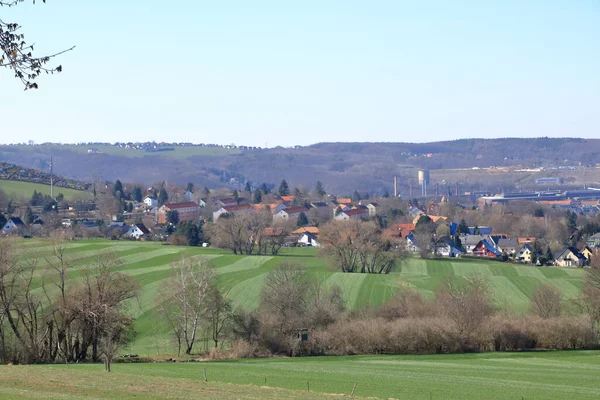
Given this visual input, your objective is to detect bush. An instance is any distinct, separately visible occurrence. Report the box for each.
[375,288,436,320]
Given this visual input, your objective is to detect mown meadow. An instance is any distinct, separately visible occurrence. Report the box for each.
[20,239,586,356]
[1,351,599,399]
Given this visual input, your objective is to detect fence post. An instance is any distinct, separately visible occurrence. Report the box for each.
[203,368,207,382]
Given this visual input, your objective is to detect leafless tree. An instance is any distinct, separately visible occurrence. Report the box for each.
[204,286,232,348]
[581,250,600,324]
[159,256,215,355]
[319,220,361,273]
[66,251,139,363]
[258,220,295,256]
[436,275,494,336]
[531,284,562,318]
[320,220,403,274]
[1,0,74,89]
[260,262,312,335]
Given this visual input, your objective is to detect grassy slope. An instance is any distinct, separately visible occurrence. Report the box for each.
[24,240,587,356]
[3,144,240,159]
[1,351,599,400]
[0,180,91,200]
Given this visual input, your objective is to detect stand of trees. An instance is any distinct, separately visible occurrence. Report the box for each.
[0,237,138,370]
[206,213,294,256]
[319,220,405,274]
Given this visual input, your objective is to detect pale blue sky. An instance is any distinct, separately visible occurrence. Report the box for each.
[2,0,598,147]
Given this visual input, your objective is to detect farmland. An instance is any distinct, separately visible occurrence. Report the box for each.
[19,239,587,356]
[0,180,91,201]
[1,351,599,399]
[2,144,240,159]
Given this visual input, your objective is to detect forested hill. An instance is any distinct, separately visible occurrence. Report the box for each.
[1,138,599,194]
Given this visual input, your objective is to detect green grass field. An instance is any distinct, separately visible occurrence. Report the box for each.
[1,351,599,399]
[1,144,240,159]
[21,239,588,357]
[0,180,91,201]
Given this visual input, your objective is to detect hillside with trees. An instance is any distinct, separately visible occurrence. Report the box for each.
[2,138,600,195]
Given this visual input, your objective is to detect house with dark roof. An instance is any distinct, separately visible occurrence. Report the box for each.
[586,232,600,249]
[214,197,238,208]
[437,237,464,257]
[516,243,534,263]
[408,207,425,218]
[125,223,151,240]
[472,238,502,258]
[2,217,26,235]
[497,238,519,255]
[554,247,587,267]
[459,234,486,254]
[359,201,379,217]
[298,231,320,247]
[405,232,420,253]
[274,206,309,221]
[212,203,255,221]
[334,208,369,221]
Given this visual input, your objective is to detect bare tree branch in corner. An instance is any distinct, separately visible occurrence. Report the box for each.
[0,0,74,89]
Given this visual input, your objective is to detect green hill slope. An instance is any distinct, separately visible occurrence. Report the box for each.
[24,240,586,356]
[0,179,91,200]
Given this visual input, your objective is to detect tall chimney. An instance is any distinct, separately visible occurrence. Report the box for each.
[394,176,397,197]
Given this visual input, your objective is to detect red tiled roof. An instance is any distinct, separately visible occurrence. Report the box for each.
[164,202,200,210]
[292,226,319,234]
[343,209,368,216]
[391,223,415,234]
[282,206,308,215]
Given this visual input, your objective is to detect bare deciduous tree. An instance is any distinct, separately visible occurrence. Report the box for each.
[531,284,562,318]
[581,249,600,323]
[159,256,215,355]
[204,286,232,348]
[320,220,404,274]
[436,275,494,336]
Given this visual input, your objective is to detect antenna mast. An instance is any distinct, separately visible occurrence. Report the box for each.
[50,157,54,199]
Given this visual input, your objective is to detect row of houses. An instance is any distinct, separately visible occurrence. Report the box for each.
[210,196,379,222]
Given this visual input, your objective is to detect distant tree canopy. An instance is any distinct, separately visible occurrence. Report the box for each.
[158,188,168,206]
[457,219,469,235]
[253,188,262,204]
[1,0,75,90]
[132,187,143,203]
[315,180,326,197]
[297,212,309,227]
[112,180,123,198]
[166,210,179,225]
[278,179,289,196]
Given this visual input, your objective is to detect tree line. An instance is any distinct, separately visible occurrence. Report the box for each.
[153,255,600,360]
[0,236,138,371]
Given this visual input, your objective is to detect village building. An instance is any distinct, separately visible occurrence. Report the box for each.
[274,206,309,221]
[212,203,254,221]
[554,247,588,267]
[125,223,151,240]
[143,196,158,207]
[472,238,502,258]
[334,208,369,221]
[1,217,26,235]
[516,244,534,263]
[157,202,201,224]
